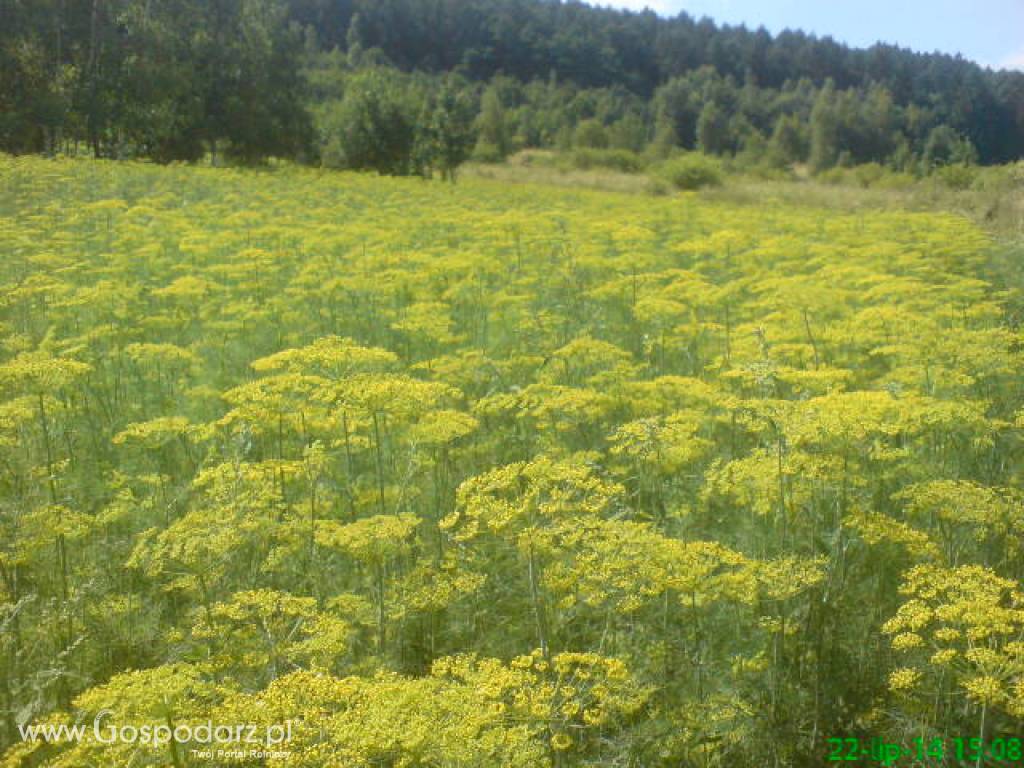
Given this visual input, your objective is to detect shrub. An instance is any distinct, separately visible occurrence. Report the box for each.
[967,163,1023,193]
[472,141,506,164]
[816,167,847,185]
[657,153,723,190]
[852,163,885,188]
[573,119,610,149]
[569,148,646,174]
[732,160,794,182]
[872,170,917,190]
[933,164,977,191]
[645,178,671,196]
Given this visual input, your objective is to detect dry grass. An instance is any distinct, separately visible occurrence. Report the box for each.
[463,161,657,196]
[465,160,1024,240]
[712,178,1024,238]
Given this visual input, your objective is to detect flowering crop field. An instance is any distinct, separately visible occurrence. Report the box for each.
[1,155,1022,767]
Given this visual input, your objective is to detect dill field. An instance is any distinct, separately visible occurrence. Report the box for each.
[1,153,1023,768]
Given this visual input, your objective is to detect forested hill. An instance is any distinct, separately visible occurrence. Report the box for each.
[294,0,1008,97]
[297,0,1024,159]
[3,0,1023,168]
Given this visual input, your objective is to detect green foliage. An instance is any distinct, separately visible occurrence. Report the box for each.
[810,80,840,173]
[319,68,420,175]
[419,79,477,181]
[933,163,979,190]
[696,102,731,155]
[769,113,808,167]
[0,0,311,163]
[923,125,979,172]
[316,68,475,180]
[475,83,511,160]
[567,148,646,174]
[573,119,610,150]
[471,141,507,164]
[607,113,648,153]
[3,0,1023,171]
[657,153,724,189]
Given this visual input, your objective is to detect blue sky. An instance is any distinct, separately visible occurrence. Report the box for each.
[601,0,1023,71]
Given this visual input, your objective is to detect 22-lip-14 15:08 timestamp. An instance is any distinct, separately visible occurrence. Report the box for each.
[828,737,1024,765]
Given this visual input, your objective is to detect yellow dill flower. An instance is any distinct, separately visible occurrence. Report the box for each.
[889,668,922,692]
[891,633,925,651]
[551,732,573,751]
[963,676,1005,706]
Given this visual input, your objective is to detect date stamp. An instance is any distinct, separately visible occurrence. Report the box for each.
[828,737,1024,765]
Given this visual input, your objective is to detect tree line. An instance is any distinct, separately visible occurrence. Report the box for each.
[2,0,1022,173]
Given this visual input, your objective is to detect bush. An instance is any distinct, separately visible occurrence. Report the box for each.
[573,119,609,149]
[816,167,848,185]
[932,164,977,191]
[852,162,885,188]
[472,141,506,164]
[645,178,671,196]
[969,162,1024,193]
[731,159,794,181]
[657,153,723,190]
[872,170,917,190]
[569,148,646,174]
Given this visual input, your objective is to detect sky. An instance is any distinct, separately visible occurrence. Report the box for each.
[602,0,1023,71]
